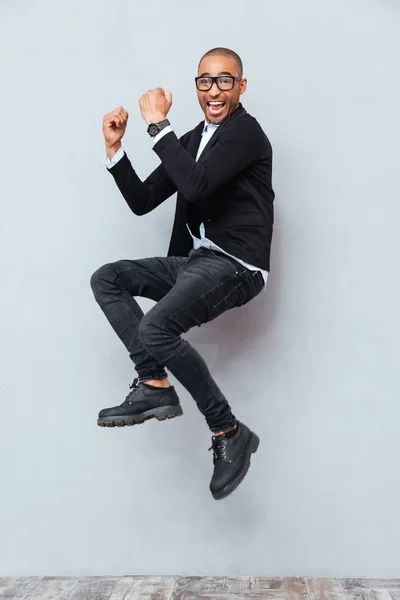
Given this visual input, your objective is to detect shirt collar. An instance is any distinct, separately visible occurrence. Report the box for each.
[201,104,245,134]
[202,121,219,134]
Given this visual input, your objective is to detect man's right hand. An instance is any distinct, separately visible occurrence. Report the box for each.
[103,106,129,159]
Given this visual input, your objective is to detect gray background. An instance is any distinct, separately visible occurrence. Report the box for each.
[1,0,399,578]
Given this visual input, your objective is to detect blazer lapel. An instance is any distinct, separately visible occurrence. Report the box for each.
[195,103,246,160]
[185,122,203,158]
[182,103,247,161]
[198,127,219,159]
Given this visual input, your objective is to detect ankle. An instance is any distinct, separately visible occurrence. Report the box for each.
[213,424,238,437]
[143,378,172,389]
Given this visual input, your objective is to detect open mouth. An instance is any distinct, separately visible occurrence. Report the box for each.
[207,101,225,116]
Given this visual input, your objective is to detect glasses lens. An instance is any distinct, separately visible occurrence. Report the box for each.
[197,77,212,90]
[217,77,234,90]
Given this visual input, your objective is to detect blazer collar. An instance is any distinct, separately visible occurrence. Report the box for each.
[186,102,246,159]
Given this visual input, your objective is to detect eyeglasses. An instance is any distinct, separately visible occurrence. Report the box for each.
[195,76,242,91]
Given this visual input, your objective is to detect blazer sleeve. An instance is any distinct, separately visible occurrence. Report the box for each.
[106,154,176,216]
[152,118,268,203]
[106,130,192,215]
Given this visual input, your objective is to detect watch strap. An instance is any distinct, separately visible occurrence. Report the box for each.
[147,119,170,137]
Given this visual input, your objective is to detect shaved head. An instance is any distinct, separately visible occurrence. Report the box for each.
[198,47,243,77]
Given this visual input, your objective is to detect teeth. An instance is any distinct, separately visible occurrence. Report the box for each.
[209,102,224,105]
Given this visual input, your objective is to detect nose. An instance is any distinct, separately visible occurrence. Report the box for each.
[208,82,220,96]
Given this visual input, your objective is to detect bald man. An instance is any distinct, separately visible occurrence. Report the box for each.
[90,47,274,500]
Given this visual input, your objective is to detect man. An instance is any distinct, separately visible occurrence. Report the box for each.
[90,47,274,500]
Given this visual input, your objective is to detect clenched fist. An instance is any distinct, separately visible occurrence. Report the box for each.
[139,88,172,124]
[103,106,129,159]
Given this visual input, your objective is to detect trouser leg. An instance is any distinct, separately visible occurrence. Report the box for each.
[90,255,186,382]
[138,248,264,431]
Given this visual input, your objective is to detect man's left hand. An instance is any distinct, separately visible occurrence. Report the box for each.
[139,88,172,124]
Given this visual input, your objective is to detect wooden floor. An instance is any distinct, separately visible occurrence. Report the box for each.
[1,577,400,599]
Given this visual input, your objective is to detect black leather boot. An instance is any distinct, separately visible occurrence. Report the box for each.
[209,421,260,500]
[97,378,183,427]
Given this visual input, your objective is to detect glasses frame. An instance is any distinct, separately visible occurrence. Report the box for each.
[195,76,242,91]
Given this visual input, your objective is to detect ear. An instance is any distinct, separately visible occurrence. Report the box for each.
[239,78,248,95]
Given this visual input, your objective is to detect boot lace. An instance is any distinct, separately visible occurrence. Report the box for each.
[125,378,141,405]
[209,435,228,463]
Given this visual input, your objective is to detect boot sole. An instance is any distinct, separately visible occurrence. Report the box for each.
[211,432,260,500]
[97,404,183,427]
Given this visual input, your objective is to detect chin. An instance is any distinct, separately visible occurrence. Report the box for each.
[203,104,229,124]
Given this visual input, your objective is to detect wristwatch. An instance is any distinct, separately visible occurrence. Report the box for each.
[147,119,170,137]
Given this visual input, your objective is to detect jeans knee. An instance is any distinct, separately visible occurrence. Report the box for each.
[90,263,116,296]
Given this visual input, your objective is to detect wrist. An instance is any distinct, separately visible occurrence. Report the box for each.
[105,142,122,160]
[147,119,170,138]
[146,113,167,125]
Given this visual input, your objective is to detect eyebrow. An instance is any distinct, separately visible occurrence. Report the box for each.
[198,71,233,77]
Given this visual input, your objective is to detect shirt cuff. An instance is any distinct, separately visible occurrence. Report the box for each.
[152,125,173,145]
[104,146,125,169]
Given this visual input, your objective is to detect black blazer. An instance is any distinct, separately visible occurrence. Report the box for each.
[107,103,275,271]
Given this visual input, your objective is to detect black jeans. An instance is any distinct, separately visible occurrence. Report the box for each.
[90,247,264,432]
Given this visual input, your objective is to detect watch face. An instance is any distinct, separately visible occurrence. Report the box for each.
[148,124,159,137]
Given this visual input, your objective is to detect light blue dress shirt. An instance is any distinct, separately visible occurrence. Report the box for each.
[104,122,268,292]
